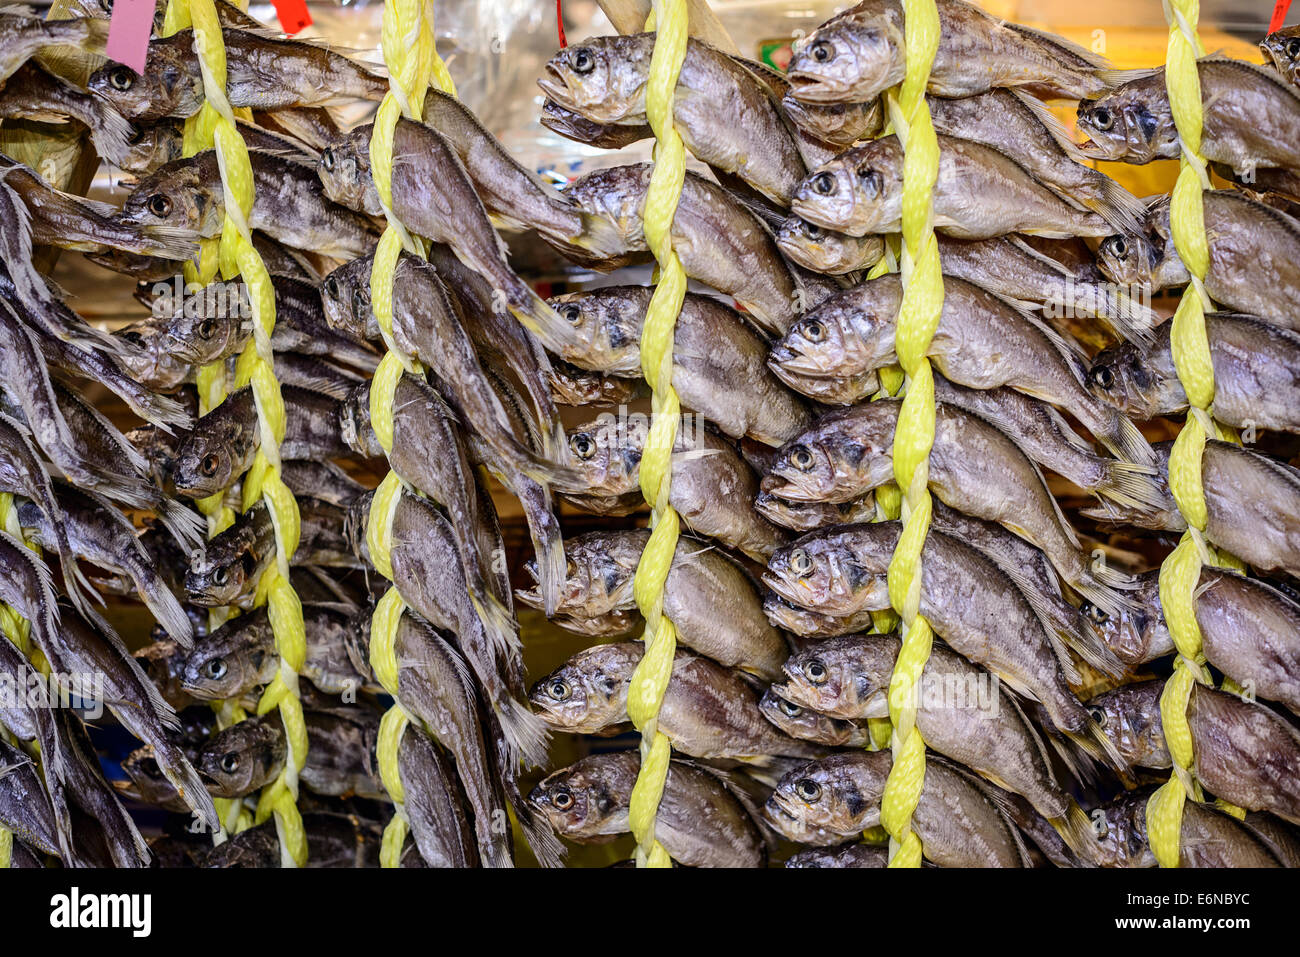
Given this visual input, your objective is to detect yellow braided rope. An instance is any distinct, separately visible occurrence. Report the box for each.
[876,0,943,869]
[158,0,250,840]
[161,0,307,866]
[1145,0,1228,869]
[363,0,453,869]
[622,0,688,870]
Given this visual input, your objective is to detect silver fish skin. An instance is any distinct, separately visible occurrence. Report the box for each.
[780,94,884,150]
[118,150,375,259]
[54,710,151,867]
[279,459,365,509]
[171,384,347,498]
[398,725,481,868]
[516,528,788,680]
[562,417,788,561]
[0,62,133,166]
[1262,24,1300,87]
[0,11,109,85]
[540,98,651,148]
[87,27,387,122]
[530,642,820,760]
[539,34,808,205]
[316,118,580,355]
[1088,312,1300,434]
[1239,813,1300,868]
[300,707,386,800]
[785,843,889,867]
[758,688,871,748]
[1084,568,1300,717]
[792,134,1114,239]
[765,751,1030,866]
[763,398,1134,615]
[784,0,1108,104]
[557,164,803,336]
[529,751,766,867]
[0,739,61,859]
[1082,440,1300,580]
[930,89,1145,233]
[776,215,884,275]
[548,362,644,407]
[1097,191,1300,333]
[775,634,1088,835]
[764,522,1119,760]
[1090,789,1280,867]
[180,602,371,701]
[547,286,812,446]
[1077,58,1300,181]
[769,273,1154,466]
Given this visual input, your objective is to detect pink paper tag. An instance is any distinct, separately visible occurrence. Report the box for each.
[106,0,158,74]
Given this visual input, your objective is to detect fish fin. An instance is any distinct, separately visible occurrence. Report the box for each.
[1007,89,1093,163]
[519,482,565,618]
[156,497,206,552]
[1085,283,1158,347]
[1095,66,1163,89]
[1096,460,1166,511]
[128,554,195,648]
[496,695,550,770]
[1075,175,1149,236]
[137,224,200,262]
[1065,716,1134,779]
[147,733,221,831]
[1003,21,1112,70]
[570,210,633,261]
[89,101,136,167]
[1051,799,1102,866]
[0,528,60,641]
[1094,405,1158,467]
[0,186,53,313]
[1006,234,1075,278]
[511,788,567,868]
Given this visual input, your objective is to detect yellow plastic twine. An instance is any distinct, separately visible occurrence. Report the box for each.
[875,0,943,869]
[363,0,453,869]
[161,0,308,867]
[623,0,688,870]
[1145,0,1229,869]
[159,0,249,839]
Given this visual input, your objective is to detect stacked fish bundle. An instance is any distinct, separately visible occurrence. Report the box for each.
[527,1,1300,867]
[1,0,1299,869]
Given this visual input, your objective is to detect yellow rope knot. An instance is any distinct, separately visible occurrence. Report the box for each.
[364,0,453,869]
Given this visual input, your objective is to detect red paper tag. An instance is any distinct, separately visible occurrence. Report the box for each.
[270,0,312,35]
[105,0,157,73]
[1269,0,1293,34]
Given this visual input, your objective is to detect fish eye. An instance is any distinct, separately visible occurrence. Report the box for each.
[203,657,228,680]
[802,320,826,343]
[109,67,135,91]
[1288,38,1300,58]
[803,659,828,684]
[562,303,582,324]
[321,147,335,172]
[1105,236,1129,259]
[324,275,339,302]
[219,752,239,774]
[147,194,172,218]
[790,548,813,577]
[794,778,822,802]
[547,679,571,700]
[811,171,836,195]
[569,432,596,459]
[801,220,823,240]
[550,786,575,810]
[211,567,229,586]
[200,452,221,477]
[198,319,217,339]
[1089,365,1115,390]
[1081,601,1110,625]
[778,697,802,717]
[1091,107,1114,132]
[1088,706,1107,727]
[810,39,834,63]
[571,48,595,74]
[790,445,815,471]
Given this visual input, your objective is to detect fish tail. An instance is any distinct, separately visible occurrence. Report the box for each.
[511,788,567,868]
[468,587,521,660]
[1055,605,1130,681]
[152,735,221,831]
[1096,459,1165,512]
[570,211,630,260]
[157,497,206,552]
[1087,402,1157,467]
[508,288,587,358]
[87,100,135,168]
[131,559,195,648]
[1085,282,1159,347]
[1051,799,1102,867]
[495,694,550,769]
[125,384,195,431]
[0,174,50,311]
[1080,174,1149,237]
[523,484,565,618]
[136,224,200,262]
[1064,714,1133,780]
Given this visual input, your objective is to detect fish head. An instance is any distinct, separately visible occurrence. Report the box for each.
[528,762,625,839]
[1089,792,1155,867]
[782,635,891,718]
[780,95,883,148]
[119,157,214,235]
[564,417,637,495]
[146,308,246,366]
[1261,27,1300,85]
[520,531,641,616]
[1076,80,1176,164]
[198,720,281,797]
[180,621,269,701]
[766,754,879,841]
[318,128,379,214]
[759,688,843,743]
[1087,340,1167,418]
[121,746,181,806]
[1079,580,1159,667]
[770,299,882,384]
[337,381,383,458]
[184,542,255,608]
[119,120,185,174]
[1095,230,1160,289]
[786,17,901,104]
[88,45,198,121]
[528,648,632,733]
[764,533,881,615]
[171,412,249,498]
[547,288,645,370]
[764,436,842,502]
[777,215,883,275]
[754,491,839,532]
[1086,681,1166,768]
[320,256,380,342]
[793,145,899,236]
[538,37,647,124]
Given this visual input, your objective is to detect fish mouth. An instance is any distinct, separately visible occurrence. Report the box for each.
[536,66,574,108]
[783,71,855,105]
[1075,136,1126,161]
[761,569,817,609]
[514,585,544,610]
